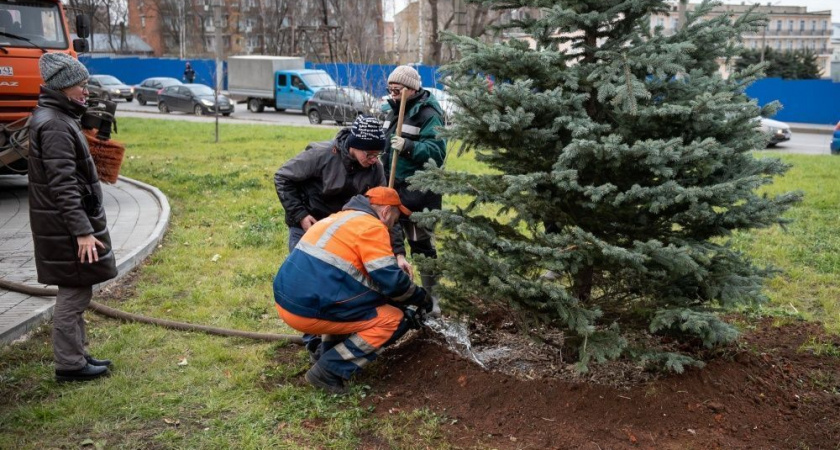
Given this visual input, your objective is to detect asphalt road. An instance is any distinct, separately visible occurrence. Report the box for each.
[114,99,337,128]
[763,130,833,155]
[113,99,835,155]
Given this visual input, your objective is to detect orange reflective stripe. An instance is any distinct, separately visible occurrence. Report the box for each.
[276,303,403,349]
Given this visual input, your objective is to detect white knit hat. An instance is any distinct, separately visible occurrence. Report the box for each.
[387,65,422,91]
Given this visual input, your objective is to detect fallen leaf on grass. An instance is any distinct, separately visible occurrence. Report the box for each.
[81,439,95,447]
[177,358,188,366]
[211,254,221,262]
[163,418,180,426]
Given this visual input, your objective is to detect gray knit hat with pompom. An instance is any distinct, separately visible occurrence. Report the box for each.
[39,52,90,91]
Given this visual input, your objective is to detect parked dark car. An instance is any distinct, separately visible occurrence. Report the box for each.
[88,75,134,102]
[305,87,381,125]
[158,84,234,116]
[134,77,182,106]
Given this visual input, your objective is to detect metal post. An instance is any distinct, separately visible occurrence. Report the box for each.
[214,0,223,143]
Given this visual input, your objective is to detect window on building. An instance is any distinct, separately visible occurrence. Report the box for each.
[787,40,792,50]
[776,20,781,31]
[656,18,663,27]
[776,40,781,50]
[751,40,756,49]
[800,20,804,31]
[672,18,679,30]
[140,16,145,28]
[823,21,828,30]
[788,20,793,31]
[811,20,816,31]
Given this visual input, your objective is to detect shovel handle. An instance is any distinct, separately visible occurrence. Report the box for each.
[388,88,409,189]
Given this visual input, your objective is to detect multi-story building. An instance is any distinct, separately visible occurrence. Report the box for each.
[651,2,833,77]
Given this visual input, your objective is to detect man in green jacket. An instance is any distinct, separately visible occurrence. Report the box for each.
[381,65,446,316]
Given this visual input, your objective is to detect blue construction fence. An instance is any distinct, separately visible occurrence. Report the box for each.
[745,78,840,125]
[78,56,444,95]
[79,56,837,125]
[79,55,226,88]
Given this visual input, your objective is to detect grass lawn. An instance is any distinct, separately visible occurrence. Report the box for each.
[1,118,838,449]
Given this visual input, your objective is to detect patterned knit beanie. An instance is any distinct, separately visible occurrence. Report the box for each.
[387,65,422,91]
[39,52,90,91]
[347,115,386,151]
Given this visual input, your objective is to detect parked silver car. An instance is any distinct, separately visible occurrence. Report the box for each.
[88,75,134,102]
[759,117,791,147]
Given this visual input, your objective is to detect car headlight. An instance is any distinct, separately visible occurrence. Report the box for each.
[130,87,135,94]
[112,89,121,94]
[201,99,214,106]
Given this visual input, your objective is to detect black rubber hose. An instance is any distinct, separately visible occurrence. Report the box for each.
[0,278,303,344]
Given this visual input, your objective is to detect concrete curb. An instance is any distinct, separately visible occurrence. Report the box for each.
[788,125,835,134]
[2,176,170,344]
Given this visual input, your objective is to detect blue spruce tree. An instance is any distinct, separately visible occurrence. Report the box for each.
[412,0,802,372]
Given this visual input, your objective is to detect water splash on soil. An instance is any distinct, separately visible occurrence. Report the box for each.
[425,317,486,368]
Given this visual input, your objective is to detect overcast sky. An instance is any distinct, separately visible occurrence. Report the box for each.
[385,1,838,22]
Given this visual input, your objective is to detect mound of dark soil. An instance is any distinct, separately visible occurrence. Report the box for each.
[362,319,840,449]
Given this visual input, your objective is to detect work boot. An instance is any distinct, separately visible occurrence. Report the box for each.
[420,273,442,318]
[85,355,112,367]
[305,363,348,395]
[305,337,323,364]
[55,363,109,382]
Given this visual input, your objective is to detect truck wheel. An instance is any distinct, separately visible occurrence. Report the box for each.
[308,110,322,125]
[137,94,147,106]
[248,99,265,113]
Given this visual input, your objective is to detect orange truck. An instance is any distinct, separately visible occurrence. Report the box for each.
[0,0,90,174]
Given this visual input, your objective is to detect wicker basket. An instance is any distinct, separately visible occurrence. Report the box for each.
[83,128,125,184]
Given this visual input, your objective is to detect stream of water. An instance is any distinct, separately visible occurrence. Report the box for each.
[425,316,486,368]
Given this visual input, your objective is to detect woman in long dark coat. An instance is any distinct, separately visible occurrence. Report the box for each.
[28,53,118,382]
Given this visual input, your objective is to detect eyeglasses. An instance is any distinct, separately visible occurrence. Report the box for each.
[362,151,382,160]
[387,85,404,96]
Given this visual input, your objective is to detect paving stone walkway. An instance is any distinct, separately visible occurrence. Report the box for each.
[0,175,169,344]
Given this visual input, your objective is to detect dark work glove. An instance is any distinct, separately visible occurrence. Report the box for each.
[403,306,424,330]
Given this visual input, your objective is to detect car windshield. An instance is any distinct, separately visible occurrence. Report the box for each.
[96,76,123,85]
[188,85,215,96]
[302,73,336,88]
[158,78,181,87]
[0,2,68,50]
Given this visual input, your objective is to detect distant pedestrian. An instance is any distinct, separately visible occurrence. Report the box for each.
[29,53,117,382]
[183,62,195,83]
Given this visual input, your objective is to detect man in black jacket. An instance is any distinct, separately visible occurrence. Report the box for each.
[29,53,117,382]
[274,115,412,359]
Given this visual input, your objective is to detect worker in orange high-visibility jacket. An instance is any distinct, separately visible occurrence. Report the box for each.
[274,187,432,394]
